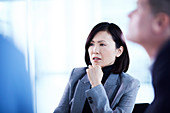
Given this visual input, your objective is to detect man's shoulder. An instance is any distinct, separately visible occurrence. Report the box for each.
[153,39,170,70]
[152,39,170,85]
[156,39,170,61]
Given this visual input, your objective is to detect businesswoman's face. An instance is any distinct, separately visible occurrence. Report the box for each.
[88,31,123,67]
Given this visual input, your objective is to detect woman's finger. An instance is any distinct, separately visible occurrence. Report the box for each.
[88,65,93,69]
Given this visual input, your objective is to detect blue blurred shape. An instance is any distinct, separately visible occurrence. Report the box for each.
[0,35,34,113]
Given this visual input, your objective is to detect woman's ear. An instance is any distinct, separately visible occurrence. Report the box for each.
[116,46,124,57]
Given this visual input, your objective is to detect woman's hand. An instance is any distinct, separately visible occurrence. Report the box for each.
[86,64,103,88]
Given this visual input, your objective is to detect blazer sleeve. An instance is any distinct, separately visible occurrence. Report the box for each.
[53,82,70,113]
[53,67,86,113]
[85,78,140,113]
[53,69,75,113]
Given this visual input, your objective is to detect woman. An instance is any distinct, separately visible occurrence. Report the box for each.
[54,22,140,113]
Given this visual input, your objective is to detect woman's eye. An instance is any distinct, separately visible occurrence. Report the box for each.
[100,44,106,46]
[89,43,94,46]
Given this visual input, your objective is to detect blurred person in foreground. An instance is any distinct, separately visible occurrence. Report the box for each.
[0,35,34,113]
[127,0,170,112]
[54,22,140,113]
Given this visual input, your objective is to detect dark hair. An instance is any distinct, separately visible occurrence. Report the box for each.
[149,0,170,16]
[85,22,130,74]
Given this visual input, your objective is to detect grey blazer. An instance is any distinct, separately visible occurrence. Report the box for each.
[54,67,140,113]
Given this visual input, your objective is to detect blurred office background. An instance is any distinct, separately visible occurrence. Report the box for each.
[0,0,154,113]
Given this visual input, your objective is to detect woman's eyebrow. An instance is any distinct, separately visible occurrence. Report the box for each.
[98,40,106,43]
[91,40,106,43]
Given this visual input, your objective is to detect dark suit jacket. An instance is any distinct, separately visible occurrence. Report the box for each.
[144,39,170,113]
[54,67,140,113]
[0,36,33,113]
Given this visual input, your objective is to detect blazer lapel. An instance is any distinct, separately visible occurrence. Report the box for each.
[71,74,90,113]
[104,73,120,103]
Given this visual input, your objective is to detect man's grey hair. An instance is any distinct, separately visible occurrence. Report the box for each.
[149,0,170,16]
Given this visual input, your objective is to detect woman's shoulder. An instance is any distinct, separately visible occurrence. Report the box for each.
[72,67,87,73]
[69,67,87,81]
[120,72,140,86]
[119,73,140,93]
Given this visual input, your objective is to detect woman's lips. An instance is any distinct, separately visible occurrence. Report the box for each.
[92,57,101,61]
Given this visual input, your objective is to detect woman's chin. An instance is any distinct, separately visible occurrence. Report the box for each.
[92,62,101,66]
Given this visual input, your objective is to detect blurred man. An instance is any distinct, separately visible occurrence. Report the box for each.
[0,35,34,113]
[127,0,170,113]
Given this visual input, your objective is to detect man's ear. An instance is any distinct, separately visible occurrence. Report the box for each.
[152,13,170,34]
[116,46,124,57]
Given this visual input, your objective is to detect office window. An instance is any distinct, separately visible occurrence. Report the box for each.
[0,0,154,113]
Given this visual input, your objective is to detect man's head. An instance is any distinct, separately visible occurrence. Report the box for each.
[127,0,170,58]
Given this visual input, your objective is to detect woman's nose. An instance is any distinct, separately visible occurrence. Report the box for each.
[93,45,99,54]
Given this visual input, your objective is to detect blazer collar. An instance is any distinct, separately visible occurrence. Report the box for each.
[71,74,90,113]
[80,73,90,83]
[80,73,120,85]
[71,73,120,113]
[81,73,120,86]
[104,73,119,86]
[104,73,120,102]
[80,73,120,102]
